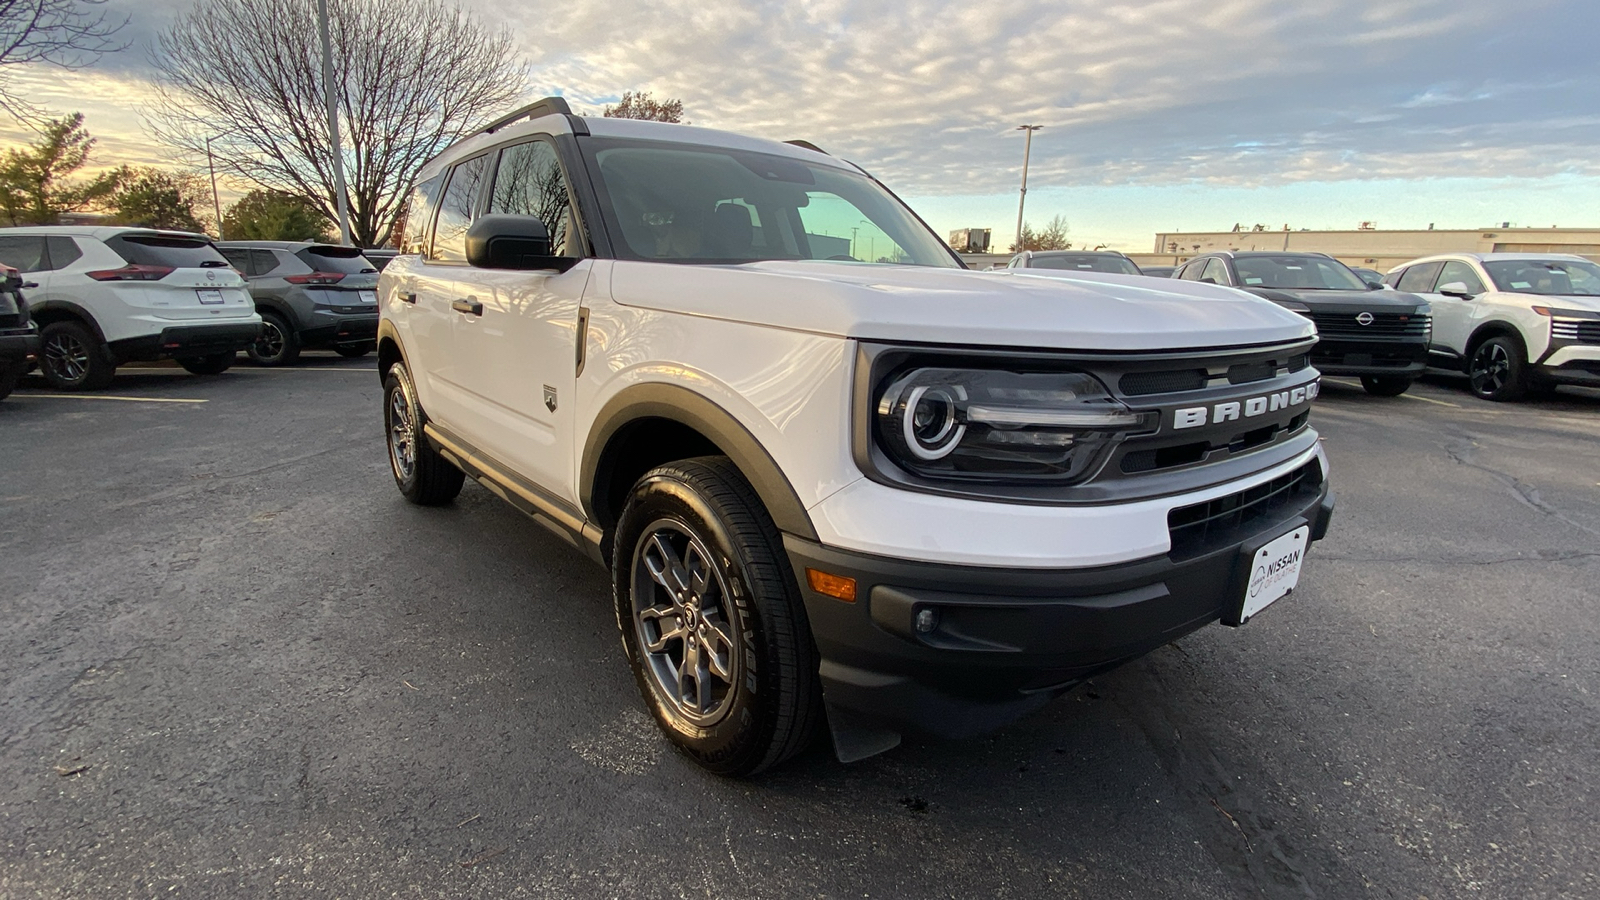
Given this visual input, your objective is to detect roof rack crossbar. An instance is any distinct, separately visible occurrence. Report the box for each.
[478,97,574,135]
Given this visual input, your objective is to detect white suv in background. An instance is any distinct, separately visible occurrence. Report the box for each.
[1386,253,1600,401]
[0,227,261,390]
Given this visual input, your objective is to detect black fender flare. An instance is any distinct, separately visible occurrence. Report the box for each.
[27,299,108,346]
[581,383,819,542]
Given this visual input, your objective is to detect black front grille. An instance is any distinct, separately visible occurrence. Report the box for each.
[1227,362,1273,385]
[1167,461,1322,559]
[1309,311,1428,339]
[1551,319,1600,345]
[1120,369,1207,396]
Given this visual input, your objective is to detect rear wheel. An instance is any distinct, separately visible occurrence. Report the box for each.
[335,343,373,358]
[383,361,464,505]
[1467,335,1528,402]
[178,353,234,375]
[1360,374,1413,396]
[613,456,821,776]
[247,312,300,366]
[39,320,115,390]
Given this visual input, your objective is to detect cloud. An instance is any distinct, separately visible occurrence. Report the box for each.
[6,0,1597,233]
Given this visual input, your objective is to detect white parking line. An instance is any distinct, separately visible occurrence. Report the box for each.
[225,367,377,374]
[1395,392,1460,408]
[12,393,208,404]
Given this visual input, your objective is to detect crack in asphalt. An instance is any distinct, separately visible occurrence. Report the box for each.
[1441,434,1600,540]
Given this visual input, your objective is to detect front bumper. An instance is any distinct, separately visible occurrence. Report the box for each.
[108,322,262,362]
[1310,338,1428,377]
[1537,345,1600,387]
[787,468,1334,742]
[0,328,40,367]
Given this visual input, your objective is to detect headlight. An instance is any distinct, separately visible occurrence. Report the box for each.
[875,368,1155,482]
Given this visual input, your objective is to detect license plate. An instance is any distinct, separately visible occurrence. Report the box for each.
[1237,526,1310,623]
[196,289,225,305]
[358,290,377,303]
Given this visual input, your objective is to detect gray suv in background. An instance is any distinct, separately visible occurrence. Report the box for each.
[216,241,379,365]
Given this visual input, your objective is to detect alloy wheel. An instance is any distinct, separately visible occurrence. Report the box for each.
[254,320,286,362]
[630,520,741,727]
[387,386,416,481]
[1469,342,1509,396]
[43,331,90,384]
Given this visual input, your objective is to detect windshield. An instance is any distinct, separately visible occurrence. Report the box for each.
[1483,259,1600,296]
[1233,256,1366,291]
[1028,254,1140,275]
[582,138,959,268]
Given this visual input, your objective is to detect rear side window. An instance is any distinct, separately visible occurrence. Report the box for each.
[0,235,47,273]
[106,234,228,268]
[296,245,375,273]
[430,155,490,263]
[1396,261,1445,293]
[218,247,253,272]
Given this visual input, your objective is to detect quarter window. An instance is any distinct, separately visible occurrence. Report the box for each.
[489,140,579,257]
[430,156,489,263]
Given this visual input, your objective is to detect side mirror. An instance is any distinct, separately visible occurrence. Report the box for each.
[1199,276,1218,284]
[1437,281,1475,299]
[465,214,577,272]
[1365,281,1384,291]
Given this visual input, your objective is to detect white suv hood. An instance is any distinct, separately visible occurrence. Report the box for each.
[610,261,1314,351]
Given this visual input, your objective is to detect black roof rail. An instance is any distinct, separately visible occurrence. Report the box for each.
[784,139,829,155]
[478,97,574,135]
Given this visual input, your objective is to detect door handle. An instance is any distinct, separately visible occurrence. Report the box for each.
[399,290,416,304]
[22,281,38,289]
[451,298,483,316]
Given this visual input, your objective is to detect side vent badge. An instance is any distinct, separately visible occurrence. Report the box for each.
[543,385,558,412]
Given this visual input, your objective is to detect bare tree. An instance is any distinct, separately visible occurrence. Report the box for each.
[148,0,526,248]
[603,91,684,123]
[0,0,127,120]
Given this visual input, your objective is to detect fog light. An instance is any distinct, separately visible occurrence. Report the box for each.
[915,607,939,634]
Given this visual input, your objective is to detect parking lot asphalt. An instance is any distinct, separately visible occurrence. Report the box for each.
[2,358,1598,899]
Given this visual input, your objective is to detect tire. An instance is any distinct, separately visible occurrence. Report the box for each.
[0,364,18,401]
[1360,374,1413,397]
[383,361,464,505]
[178,353,234,375]
[1466,335,1528,402]
[613,456,821,776]
[247,312,300,366]
[335,342,373,358]
[39,320,115,390]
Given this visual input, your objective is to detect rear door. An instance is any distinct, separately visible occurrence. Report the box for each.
[406,153,492,428]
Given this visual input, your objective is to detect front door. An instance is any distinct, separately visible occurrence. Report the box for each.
[447,137,590,505]
[1422,260,1486,356]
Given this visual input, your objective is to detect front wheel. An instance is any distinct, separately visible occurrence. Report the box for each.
[383,362,464,505]
[1467,335,1528,402]
[613,456,821,776]
[1360,374,1413,396]
[178,353,234,375]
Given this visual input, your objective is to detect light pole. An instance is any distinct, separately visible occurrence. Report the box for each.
[204,136,224,240]
[316,0,353,246]
[1014,124,1041,252]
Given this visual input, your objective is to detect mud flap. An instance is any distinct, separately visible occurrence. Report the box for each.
[825,699,902,763]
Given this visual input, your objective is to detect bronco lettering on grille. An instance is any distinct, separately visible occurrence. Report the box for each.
[1172,381,1319,430]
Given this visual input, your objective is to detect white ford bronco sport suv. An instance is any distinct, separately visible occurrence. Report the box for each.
[378,98,1336,775]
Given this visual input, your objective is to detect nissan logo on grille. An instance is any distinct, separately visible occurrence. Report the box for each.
[1172,381,1319,430]
[1355,311,1375,325]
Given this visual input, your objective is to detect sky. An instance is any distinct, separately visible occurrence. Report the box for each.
[3,0,1599,250]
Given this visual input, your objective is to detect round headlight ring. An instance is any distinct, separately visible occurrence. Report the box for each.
[901,384,965,460]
